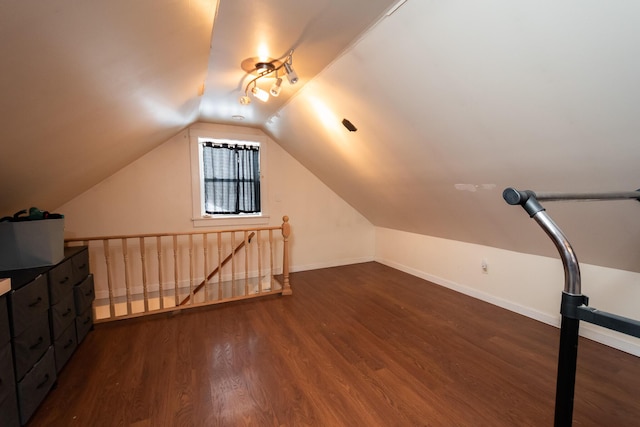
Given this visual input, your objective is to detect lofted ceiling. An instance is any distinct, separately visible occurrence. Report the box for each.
[2,0,640,272]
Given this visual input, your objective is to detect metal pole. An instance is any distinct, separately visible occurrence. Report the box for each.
[503,188,582,426]
[554,313,580,427]
[531,212,581,295]
[502,188,581,295]
[534,190,640,202]
[503,187,640,204]
[503,187,640,426]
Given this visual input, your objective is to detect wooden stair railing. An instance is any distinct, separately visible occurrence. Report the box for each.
[64,216,292,322]
[179,232,255,306]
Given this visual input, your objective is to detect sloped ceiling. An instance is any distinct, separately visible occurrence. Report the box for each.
[2,1,640,272]
[266,1,640,272]
[0,0,216,213]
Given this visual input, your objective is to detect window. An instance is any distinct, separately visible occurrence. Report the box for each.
[190,127,268,227]
[201,142,261,215]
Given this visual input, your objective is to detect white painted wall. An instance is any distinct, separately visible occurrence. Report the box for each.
[57,123,375,272]
[375,227,640,356]
[57,122,640,356]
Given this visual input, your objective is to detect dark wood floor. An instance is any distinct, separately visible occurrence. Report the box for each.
[28,262,640,426]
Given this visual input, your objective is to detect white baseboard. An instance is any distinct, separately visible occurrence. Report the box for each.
[376,257,640,357]
[289,256,375,273]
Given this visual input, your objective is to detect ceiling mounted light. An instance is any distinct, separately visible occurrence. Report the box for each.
[239,50,299,105]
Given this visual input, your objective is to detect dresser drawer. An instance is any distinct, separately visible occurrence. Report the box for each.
[0,384,19,427]
[74,274,95,315]
[17,345,56,425]
[48,258,73,305]
[70,248,90,286]
[13,310,51,381]
[0,295,9,346]
[9,274,49,337]
[51,290,76,340]
[76,307,93,344]
[0,342,17,410]
[54,322,77,372]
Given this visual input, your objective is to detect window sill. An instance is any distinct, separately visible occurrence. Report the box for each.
[192,215,270,228]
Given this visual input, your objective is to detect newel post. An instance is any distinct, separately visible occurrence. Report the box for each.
[281,216,292,295]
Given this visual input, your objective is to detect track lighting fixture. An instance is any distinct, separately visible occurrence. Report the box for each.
[239,50,298,105]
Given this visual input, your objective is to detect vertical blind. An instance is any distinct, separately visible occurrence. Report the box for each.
[202,142,261,214]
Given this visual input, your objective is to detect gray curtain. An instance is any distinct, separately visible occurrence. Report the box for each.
[202,143,260,214]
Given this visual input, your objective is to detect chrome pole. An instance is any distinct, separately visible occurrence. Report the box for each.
[502,188,581,294]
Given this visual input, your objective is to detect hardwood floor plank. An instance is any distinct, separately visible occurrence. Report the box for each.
[26,262,640,426]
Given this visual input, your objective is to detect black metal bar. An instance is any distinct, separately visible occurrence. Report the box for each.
[555,313,580,427]
[577,306,640,338]
[534,190,640,202]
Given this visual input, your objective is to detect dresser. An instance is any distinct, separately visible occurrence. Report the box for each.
[0,278,19,427]
[0,246,94,425]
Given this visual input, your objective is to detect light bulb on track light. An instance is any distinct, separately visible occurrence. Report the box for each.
[251,86,270,102]
[270,78,283,97]
[284,62,299,84]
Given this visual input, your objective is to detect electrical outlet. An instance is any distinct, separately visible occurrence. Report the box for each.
[481,259,488,274]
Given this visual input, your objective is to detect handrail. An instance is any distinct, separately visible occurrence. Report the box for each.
[65,216,292,322]
[64,224,285,243]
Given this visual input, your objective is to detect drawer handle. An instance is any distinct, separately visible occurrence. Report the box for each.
[79,263,87,269]
[28,297,43,308]
[83,318,91,325]
[62,308,73,317]
[85,289,94,297]
[63,339,74,349]
[29,336,44,349]
[36,374,50,389]
[60,276,70,284]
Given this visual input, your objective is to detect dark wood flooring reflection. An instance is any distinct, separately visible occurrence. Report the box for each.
[28,262,640,426]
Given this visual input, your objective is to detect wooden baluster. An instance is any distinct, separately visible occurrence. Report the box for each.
[257,230,262,293]
[244,230,249,296]
[122,238,132,315]
[103,240,116,318]
[281,216,292,295]
[140,237,149,312]
[173,235,179,307]
[217,232,222,300]
[157,236,164,310]
[231,232,236,298]
[203,233,209,302]
[188,234,194,304]
[269,229,274,291]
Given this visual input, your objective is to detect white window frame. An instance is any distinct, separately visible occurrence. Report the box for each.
[190,128,269,227]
